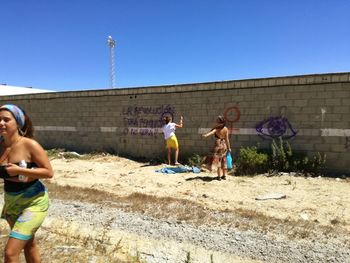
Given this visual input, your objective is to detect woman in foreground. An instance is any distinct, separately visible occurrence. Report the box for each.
[0,104,53,263]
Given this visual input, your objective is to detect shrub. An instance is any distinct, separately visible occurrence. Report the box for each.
[301,152,326,176]
[270,137,293,172]
[235,138,327,176]
[235,146,269,176]
[269,137,326,176]
[187,154,204,167]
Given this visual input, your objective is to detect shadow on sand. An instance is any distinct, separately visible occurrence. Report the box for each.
[185,175,219,182]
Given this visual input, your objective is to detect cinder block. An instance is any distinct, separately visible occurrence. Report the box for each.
[294,100,308,107]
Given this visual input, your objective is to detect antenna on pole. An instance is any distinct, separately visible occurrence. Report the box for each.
[107,35,116,88]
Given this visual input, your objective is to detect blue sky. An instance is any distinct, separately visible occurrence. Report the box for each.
[1,0,349,92]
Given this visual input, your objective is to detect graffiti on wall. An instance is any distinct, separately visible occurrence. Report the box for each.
[122,105,175,136]
[256,116,298,140]
[346,137,350,150]
[224,106,241,134]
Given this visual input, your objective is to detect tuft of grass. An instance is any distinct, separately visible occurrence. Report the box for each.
[187,154,204,168]
[46,148,115,161]
[0,225,143,263]
[184,251,192,263]
[46,148,66,158]
[330,218,340,225]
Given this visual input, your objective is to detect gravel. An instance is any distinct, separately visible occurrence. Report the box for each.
[46,199,350,263]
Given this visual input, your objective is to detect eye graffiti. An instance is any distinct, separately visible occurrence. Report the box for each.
[256,116,298,139]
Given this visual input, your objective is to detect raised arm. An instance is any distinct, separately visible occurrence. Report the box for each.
[202,128,216,138]
[175,116,183,128]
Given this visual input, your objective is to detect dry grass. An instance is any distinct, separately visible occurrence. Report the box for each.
[0,221,144,263]
[0,182,145,263]
[47,149,114,161]
[45,181,349,244]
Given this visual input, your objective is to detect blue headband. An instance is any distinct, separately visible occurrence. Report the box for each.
[0,104,25,129]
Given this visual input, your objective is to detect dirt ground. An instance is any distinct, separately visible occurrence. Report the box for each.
[50,154,350,231]
[0,153,349,262]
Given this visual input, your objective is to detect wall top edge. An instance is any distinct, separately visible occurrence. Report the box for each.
[1,72,349,100]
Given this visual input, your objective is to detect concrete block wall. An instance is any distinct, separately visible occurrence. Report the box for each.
[1,72,349,173]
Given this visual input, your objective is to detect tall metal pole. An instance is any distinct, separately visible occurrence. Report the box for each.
[107,36,116,88]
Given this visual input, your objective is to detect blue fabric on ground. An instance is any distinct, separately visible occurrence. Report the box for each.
[155,168,176,174]
[192,166,201,173]
[156,165,201,174]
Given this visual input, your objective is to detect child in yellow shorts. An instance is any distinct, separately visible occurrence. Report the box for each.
[162,115,183,165]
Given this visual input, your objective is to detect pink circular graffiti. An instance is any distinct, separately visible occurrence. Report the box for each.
[224,106,241,124]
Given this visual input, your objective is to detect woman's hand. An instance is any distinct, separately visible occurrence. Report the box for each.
[3,163,22,176]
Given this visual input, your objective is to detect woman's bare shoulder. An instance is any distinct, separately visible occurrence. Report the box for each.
[220,127,229,135]
[21,137,41,148]
[218,127,228,132]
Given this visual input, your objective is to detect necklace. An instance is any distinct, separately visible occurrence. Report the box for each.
[0,136,22,164]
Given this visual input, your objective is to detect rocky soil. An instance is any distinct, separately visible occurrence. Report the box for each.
[41,198,349,263]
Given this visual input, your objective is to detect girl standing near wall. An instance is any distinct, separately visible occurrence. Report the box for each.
[162,115,183,165]
[202,115,231,180]
[0,104,53,263]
